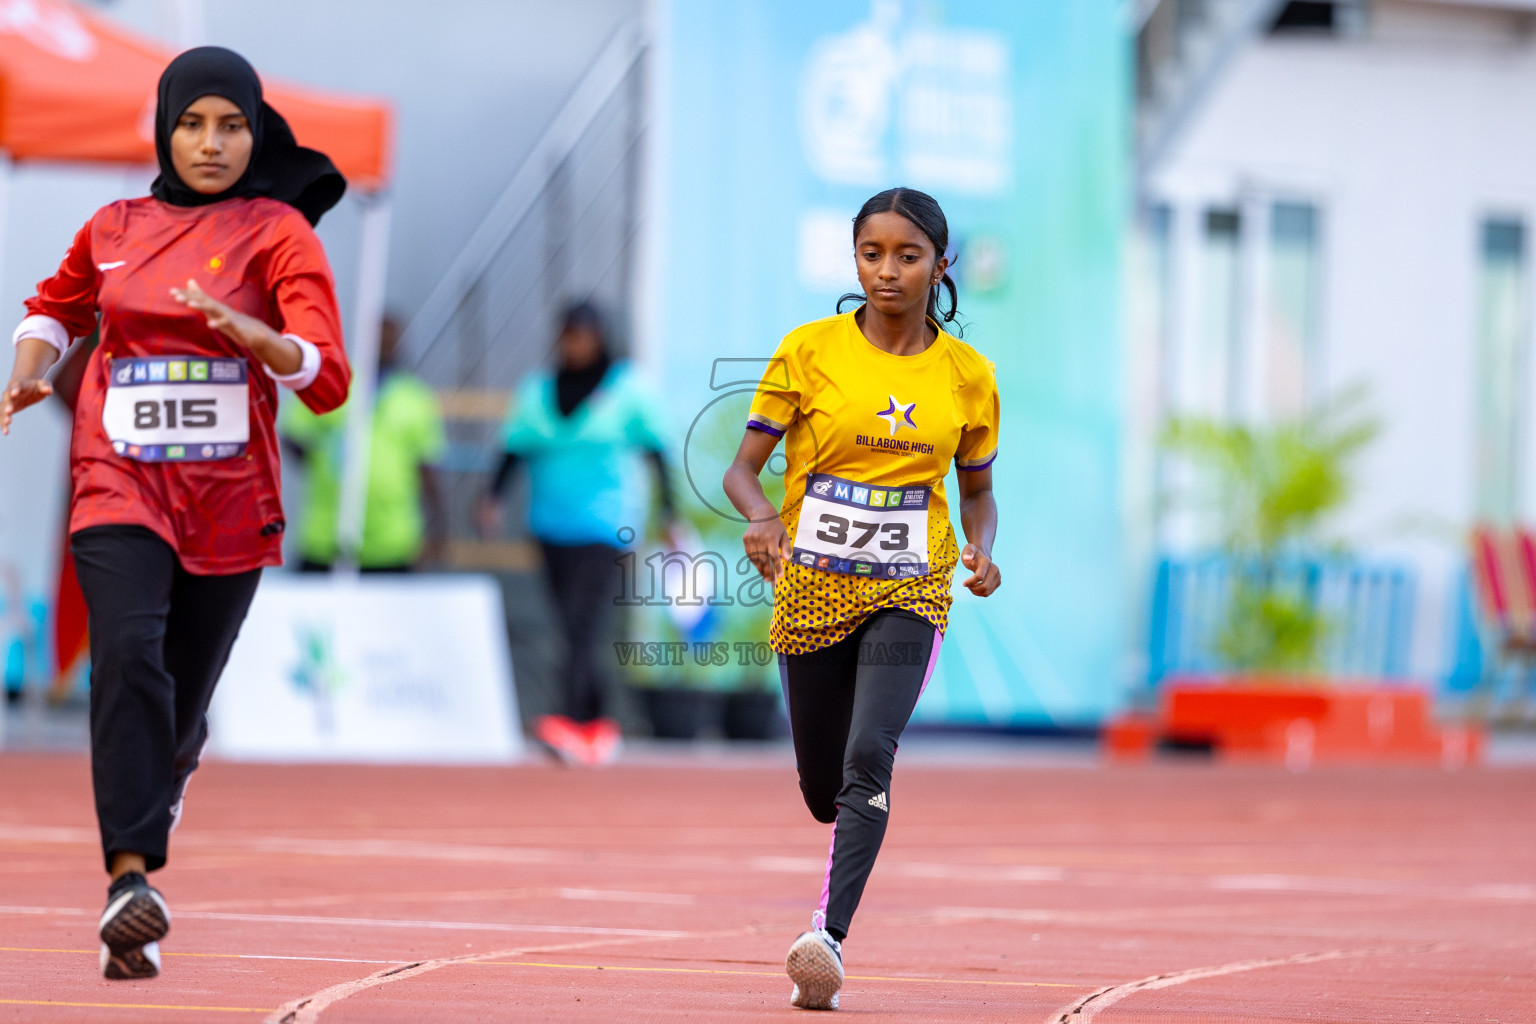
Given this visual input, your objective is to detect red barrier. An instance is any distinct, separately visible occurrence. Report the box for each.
[1106,680,1484,768]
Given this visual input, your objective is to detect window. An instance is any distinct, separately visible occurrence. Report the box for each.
[1192,208,1242,418]
[1139,203,1174,393]
[1474,219,1529,524]
[1272,1,1335,32]
[1270,1,1365,36]
[1266,202,1322,417]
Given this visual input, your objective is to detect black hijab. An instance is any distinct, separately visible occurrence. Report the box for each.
[554,302,612,417]
[150,46,345,226]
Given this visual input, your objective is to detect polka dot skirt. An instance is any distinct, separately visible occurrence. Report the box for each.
[769,505,956,654]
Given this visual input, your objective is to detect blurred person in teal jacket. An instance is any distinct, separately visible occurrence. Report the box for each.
[479,302,676,765]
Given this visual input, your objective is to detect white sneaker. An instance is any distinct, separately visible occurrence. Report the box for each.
[786,922,843,1010]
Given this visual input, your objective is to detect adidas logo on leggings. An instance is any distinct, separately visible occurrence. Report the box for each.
[868,791,888,812]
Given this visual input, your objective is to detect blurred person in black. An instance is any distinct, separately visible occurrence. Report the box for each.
[479,302,677,766]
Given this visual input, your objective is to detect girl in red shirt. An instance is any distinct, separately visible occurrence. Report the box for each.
[0,47,351,980]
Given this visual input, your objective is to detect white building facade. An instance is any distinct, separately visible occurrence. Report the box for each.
[1136,0,1536,682]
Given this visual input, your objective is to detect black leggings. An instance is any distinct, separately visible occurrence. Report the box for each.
[72,525,261,873]
[780,609,941,941]
[539,542,622,722]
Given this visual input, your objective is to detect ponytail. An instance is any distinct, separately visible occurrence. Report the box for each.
[926,272,960,329]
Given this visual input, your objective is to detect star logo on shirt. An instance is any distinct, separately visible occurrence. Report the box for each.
[875,396,917,436]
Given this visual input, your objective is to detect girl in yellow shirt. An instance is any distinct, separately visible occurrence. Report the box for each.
[724,187,1002,1011]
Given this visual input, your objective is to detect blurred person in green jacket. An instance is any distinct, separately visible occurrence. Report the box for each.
[282,317,447,572]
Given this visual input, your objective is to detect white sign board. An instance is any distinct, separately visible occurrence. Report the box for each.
[209,574,522,763]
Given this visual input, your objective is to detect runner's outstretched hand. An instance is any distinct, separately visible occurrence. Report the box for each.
[743,515,793,584]
[1,376,53,435]
[171,278,267,348]
[171,279,301,375]
[960,543,1001,597]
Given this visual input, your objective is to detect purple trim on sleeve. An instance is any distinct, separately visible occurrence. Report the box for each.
[746,419,785,438]
[957,450,997,471]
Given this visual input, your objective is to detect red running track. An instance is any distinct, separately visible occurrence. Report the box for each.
[0,751,1532,1022]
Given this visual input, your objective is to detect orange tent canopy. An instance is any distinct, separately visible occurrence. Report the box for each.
[0,1,391,189]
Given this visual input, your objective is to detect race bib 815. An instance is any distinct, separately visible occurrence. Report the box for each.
[102,357,250,462]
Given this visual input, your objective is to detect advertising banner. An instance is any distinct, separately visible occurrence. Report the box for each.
[209,575,522,763]
[642,0,1129,725]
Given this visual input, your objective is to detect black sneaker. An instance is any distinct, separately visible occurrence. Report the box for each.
[98,872,170,979]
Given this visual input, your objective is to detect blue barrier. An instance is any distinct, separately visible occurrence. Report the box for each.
[1443,566,1483,695]
[1148,555,1416,687]
[0,593,49,698]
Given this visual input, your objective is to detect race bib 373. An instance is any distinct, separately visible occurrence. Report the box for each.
[791,472,931,579]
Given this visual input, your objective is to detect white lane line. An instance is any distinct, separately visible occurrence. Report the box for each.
[176,888,535,913]
[1046,943,1442,1023]
[267,941,594,1024]
[229,839,1065,885]
[557,888,695,905]
[0,905,685,938]
[1211,873,1536,901]
[0,826,97,843]
[932,903,1313,926]
[7,948,405,965]
[0,828,563,866]
[0,826,1064,887]
[234,836,563,865]
[748,856,832,873]
[186,911,685,938]
[180,886,691,913]
[897,863,1064,882]
[3,825,1526,901]
[264,930,724,1024]
[748,856,1064,882]
[225,954,403,964]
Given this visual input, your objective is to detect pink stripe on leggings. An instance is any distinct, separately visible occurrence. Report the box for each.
[814,816,837,931]
[918,627,943,698]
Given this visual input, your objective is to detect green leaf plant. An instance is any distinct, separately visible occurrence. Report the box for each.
[1161,386,1380,676]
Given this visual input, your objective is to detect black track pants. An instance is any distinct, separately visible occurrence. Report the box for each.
[780,609,941,941]
[539,542,622,722]
[72,525,261,873]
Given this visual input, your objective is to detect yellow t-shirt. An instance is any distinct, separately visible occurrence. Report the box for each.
[748,310,999,654]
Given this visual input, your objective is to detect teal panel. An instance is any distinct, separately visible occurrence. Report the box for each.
[650,0,1129,725]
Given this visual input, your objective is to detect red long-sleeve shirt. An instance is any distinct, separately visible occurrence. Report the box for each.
[21,196,351,574]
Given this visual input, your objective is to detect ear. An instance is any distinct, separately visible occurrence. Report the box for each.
[932,255,949,285]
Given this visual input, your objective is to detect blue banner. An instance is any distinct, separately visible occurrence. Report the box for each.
[642,0,1129,725]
